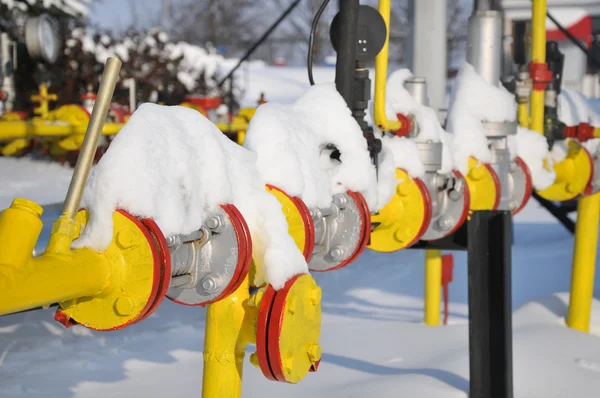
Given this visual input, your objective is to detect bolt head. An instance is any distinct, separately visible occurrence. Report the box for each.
[509,200,518,211]
[116,228,137,249]
[329,246,345,261]
[205,216,222,230]
[437,216,454,231]
[307,343,322,363]
[200,275,218,294]
[333,194,348,208]
[114,296,135,316]
[396,181,411,197]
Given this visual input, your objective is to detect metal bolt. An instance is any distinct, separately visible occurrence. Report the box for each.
[114,296,135,316]
[333,194,348,208]
[116,228,137,249]
[509,201,518,211]
[166,235,178,247]
[200,275,219,294]
[307,343,322,363]
[329,245,345,261]
[449,189,462,201]
[509,161,518,173]
[205,216,222,231]
[249,353,260,368]
[437,216,454,231]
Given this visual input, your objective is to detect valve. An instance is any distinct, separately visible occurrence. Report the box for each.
[265,185,371,272]
[254,273,322,383]
[417,141,470,241]
[166,204,252,306]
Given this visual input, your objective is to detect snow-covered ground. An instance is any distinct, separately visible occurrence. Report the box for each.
[1,65,599,397]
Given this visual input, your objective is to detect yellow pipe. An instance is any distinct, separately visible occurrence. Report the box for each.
[0,120,122,140]
[0,199,110,315]
[529,0,547,134]
[518,102,529,128]
[202,276,253,398]
[374,0,402,132]
[424,250,442,326]
[567,192,600,333]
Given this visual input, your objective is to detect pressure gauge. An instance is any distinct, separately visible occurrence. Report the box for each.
[25,14,61,64]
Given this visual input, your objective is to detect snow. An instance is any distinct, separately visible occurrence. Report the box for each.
[73,103,307,290]
[558,88,600,127]
[508,128,556,190]
[244,83,379,211]
[380,135,425,179]
[1,64,599,398]
[446,63,518,174]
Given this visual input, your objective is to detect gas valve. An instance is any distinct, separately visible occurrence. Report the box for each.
[55,204,252,329]
[266,186,371,271]
[166,204,252,306]
[418,142,470,241]
[308,191,371,271]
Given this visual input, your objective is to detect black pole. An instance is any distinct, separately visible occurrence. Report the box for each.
[468,211,513,398]
[217,0,302,87]
[334,0,359,107]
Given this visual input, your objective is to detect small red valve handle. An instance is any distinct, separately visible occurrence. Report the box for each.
[393,113,413,137]
[564,123,595,142]
[441,254,454,326]
[529,62,553,91]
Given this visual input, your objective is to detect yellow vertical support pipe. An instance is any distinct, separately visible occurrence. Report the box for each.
[202,277,250,398]
[425,250,442,326]
[567,192,600,333]
[529,0,547,134]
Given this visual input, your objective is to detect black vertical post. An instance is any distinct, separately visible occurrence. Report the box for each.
[467,210,513,398]
[334,0,360,107]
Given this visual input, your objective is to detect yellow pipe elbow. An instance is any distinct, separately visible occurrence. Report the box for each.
[374,0,402,132]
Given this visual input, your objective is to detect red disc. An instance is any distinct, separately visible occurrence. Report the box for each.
[447,170,471,237]
[256,285,278,381]
[220,204,253,297]
[266,274,303,383]
[407,178,433,247]
[512,157,533,216]
[137,217,172,323]
[322,191,371,272]
[291,196,315,261]
[484,163,501,210]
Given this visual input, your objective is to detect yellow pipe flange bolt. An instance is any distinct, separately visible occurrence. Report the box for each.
[465,157,500,211]
[536,140,593,202]
[369,169,431,252]
[54,209,167,330]
[255,274,322,383]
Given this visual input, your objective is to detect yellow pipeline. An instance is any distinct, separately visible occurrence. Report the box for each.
[0,199,110,315]
[529,0,547,134]
[424,250,442,326]
[518,102,529,128]
[374,0,402,132]
[202,276,254,398]
[567,192,600,333]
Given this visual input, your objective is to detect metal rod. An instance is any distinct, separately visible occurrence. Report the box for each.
[467,210,513,398]
[531,191,575,234]
[61,57,122,219]
[334,0,359,107]
[217,0,302,87]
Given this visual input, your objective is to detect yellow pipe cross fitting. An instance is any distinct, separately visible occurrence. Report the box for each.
[368,169,431,252]
[536,140,593,202]
[465,157,500,211]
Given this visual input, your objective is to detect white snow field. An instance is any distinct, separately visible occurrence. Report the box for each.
[0,65,599,397]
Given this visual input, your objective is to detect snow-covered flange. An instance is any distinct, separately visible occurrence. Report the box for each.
[265,185,371,273]
[255,274,322,384]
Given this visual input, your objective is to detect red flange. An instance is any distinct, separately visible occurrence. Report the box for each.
[448,170,471,237]
[512,157,533,216]
[256,284,278,381]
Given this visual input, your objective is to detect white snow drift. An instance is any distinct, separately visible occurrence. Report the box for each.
[74,103,307,290]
